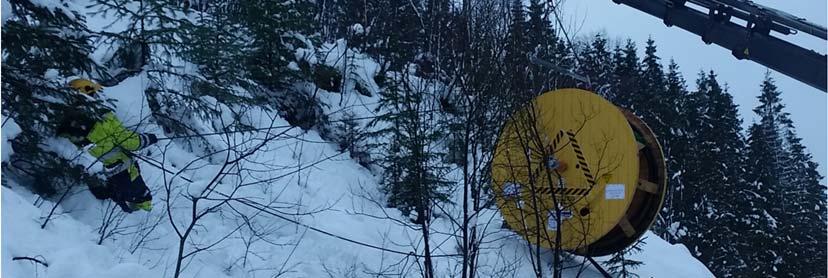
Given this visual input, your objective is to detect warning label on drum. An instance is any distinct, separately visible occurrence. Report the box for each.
[605,184,625,200]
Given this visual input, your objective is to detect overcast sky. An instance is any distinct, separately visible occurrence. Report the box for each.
[561,0,827,181]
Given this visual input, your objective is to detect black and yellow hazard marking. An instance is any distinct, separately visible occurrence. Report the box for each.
[533,187,591,196]
[566,131,596,187]
[550,130,565,151]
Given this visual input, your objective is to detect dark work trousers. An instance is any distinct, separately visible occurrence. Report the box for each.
[88,163,152,213]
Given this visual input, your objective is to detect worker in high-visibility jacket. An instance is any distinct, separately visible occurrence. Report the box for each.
[57,78,158,213]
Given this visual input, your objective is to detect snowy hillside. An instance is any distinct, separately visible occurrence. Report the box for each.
[1,71,713,278]
[2,87,713,278]
[1,1,718,277]
[3,184,713,278]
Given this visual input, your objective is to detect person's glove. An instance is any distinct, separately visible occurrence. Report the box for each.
[133,200,152,212]
[138,133,158,149]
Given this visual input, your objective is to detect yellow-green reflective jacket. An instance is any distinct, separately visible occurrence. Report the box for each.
[84,112,143,180]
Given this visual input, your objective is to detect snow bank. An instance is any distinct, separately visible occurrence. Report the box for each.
[596,232,715,277]
[2,187,155,278]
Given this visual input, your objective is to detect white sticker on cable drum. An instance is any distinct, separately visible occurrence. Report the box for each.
[547,213,558,231]
[502,182,521,197]
[546,210,572,231]
[605,184,626,200]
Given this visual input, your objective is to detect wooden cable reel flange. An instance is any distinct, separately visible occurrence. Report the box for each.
[492,88,667,256]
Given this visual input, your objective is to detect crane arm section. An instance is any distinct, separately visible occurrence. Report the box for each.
[611,0,827,92]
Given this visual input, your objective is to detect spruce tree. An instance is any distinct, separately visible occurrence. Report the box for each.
[634,39,694,238]
[86,0,322,145]
[658,60,692,242]
[2,0,108,196]
[239,0,317,90]
[525,0,554,91]
[679,71,747,277]
[320,0,366,40]
[779,131,827,277]
[604,237,646,278]
[609,40,640,107]
[91,0,190,80]
[743,73,794,277]
[371,74,453,278]
[635,38,667,128]
[376,0,423,72]
[503,0,531,107]
[526,0,551,56]
[578,34,612,94]
[373,76,453,223]
[745,73,827,277]
[424,0,452,69]
[92,0,214,138]
[775,127,827,277]
[179,2,256,101]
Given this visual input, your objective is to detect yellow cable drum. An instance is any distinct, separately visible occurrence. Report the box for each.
[492,88,667,256]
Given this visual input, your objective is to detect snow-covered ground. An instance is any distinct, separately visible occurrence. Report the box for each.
[1,1,714,277]
[1,71,714,277]
[2,180,714,278]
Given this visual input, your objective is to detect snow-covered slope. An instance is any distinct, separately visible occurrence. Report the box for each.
[1,2,714,277]
[1,70,713,277]
[3,186,154,278]
[3,182,713,278]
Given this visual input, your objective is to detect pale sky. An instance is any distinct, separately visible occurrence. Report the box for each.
[561,0,827,181]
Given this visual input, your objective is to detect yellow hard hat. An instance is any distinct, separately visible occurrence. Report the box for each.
[68,78,103,95]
